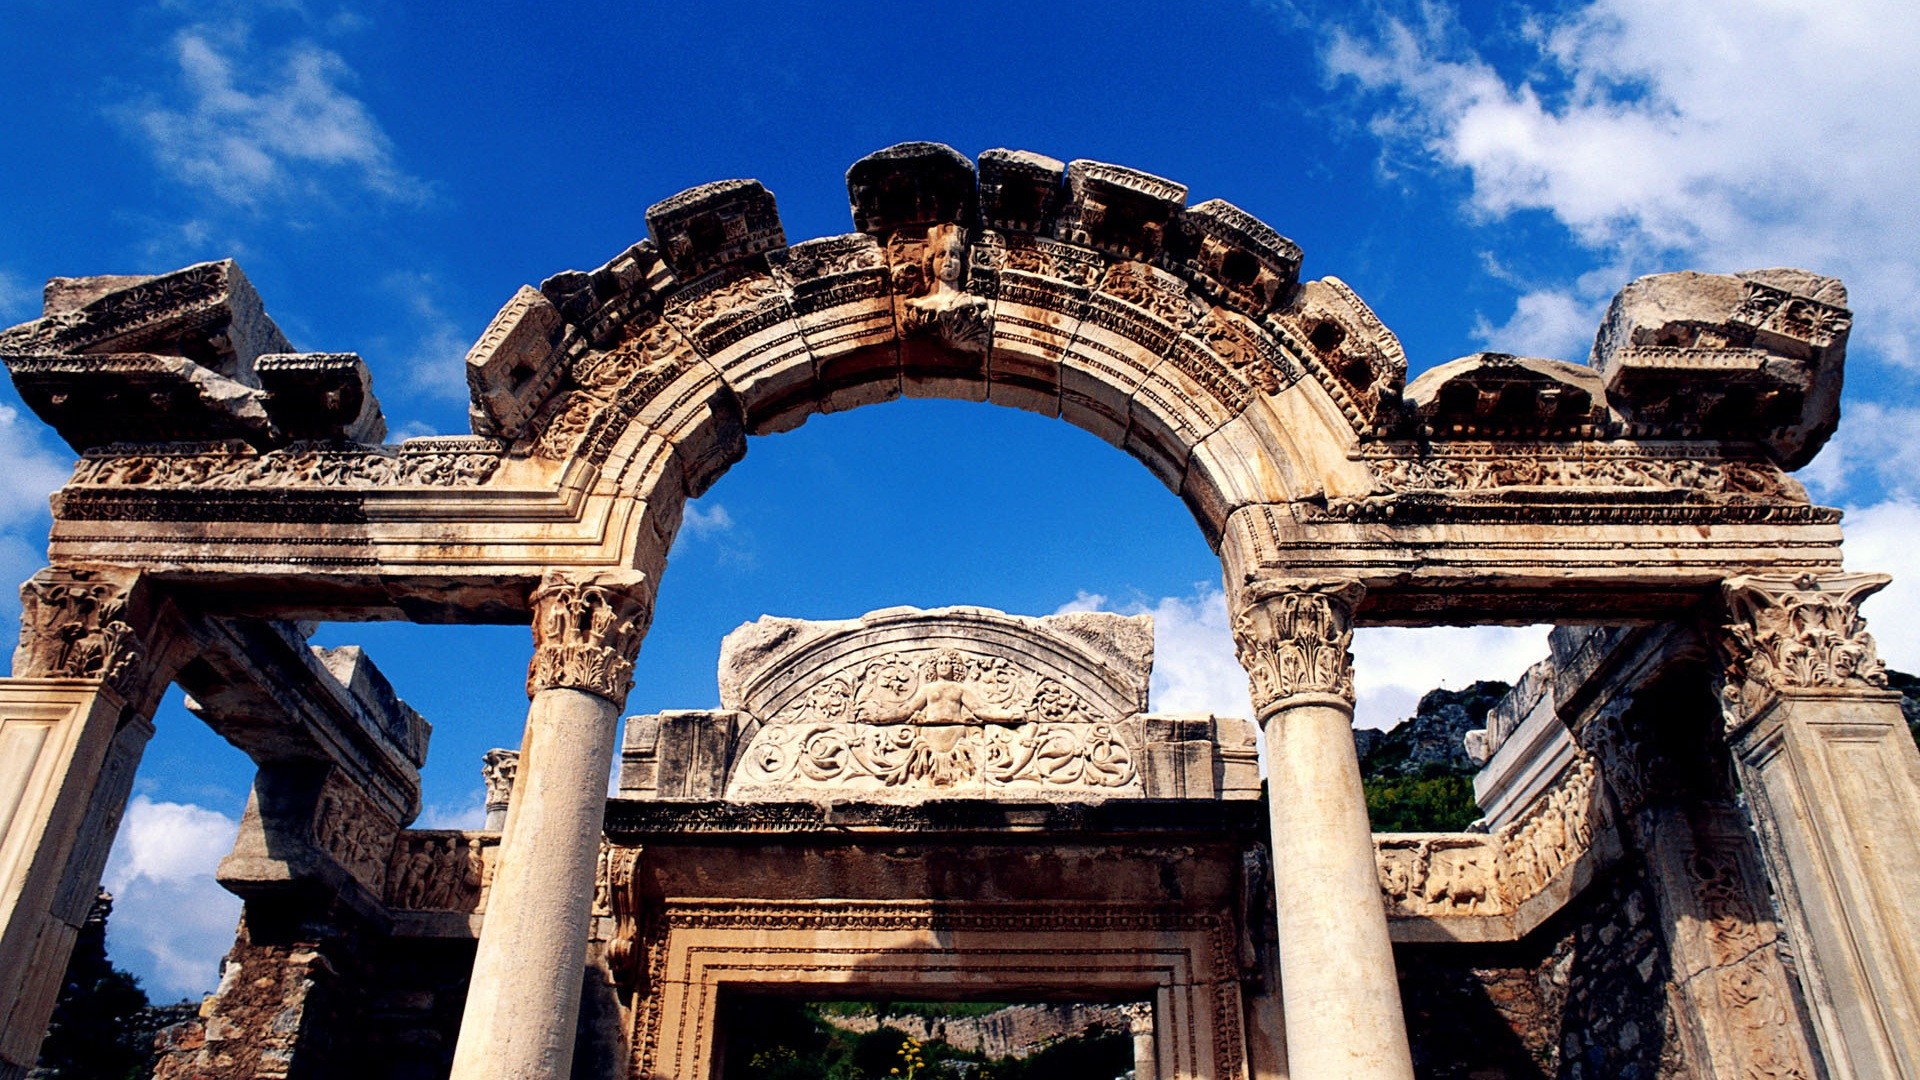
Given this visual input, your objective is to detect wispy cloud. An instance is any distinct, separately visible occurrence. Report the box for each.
[120,21,427,212]
[416,790,487,830]
[1322,0,1920,369]
[0,271,37,324]
[101,796,243,1000]
[1056,586,1547,730]
[683,502,736,540]
[1843,499,1920,673]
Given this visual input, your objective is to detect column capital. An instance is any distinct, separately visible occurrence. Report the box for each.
[1718,571,1891,733]
[1228,576,1365,717]
[526,568,653,703]
[13,568,156,704]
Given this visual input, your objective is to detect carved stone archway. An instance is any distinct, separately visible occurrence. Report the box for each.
[2,141,1913,1080]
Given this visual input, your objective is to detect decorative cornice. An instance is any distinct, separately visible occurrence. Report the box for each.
[14,568,150,700]
[526,568,652,702]
[1718,571,1891,732]
[1228,576,1363,715]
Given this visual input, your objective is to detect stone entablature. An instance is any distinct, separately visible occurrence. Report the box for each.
[619,606,1259,802]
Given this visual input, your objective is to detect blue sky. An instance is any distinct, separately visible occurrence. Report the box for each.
[3,0,1916,1000]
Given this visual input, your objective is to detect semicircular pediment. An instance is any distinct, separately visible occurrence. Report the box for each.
[717,606,1155,800]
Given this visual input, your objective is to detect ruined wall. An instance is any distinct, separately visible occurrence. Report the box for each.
[1397,857,1690,1080]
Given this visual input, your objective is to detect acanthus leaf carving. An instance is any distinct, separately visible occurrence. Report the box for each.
[526,569,653,703]
[1228,577,1362,714]
[481,748,519,816]
[15,568,149,698]
[1718,572,1890,732]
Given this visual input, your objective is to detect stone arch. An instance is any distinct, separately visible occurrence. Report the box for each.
[463,142,1400,566]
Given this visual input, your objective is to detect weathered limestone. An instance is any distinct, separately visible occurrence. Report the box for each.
[1230,577,1414,1080]
[0,570,173,1080]
[450,569,651,1080]
[1718,573,1920,1078]
[0,141,1912,1080]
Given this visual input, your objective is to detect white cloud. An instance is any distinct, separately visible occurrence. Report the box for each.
[1841,498,1920,673]
[1470,286,1603,362]
[682,502,736,540]
[0,404,74,520]
[101,796,243,1000]
[1325,0,1920,368]
[1055,586,1547,729]
[1795,402,1920,506]
[1351,625,1552,730]
[381,272,476,406]
[416,791,487,830]
[124,23,427,211]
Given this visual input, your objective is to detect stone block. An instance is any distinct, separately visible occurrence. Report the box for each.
[1590,268,1848,467]
[1173,199,1302,315]
[661,266,816,435]
[464,285,567,439]
[1405,353,1610,440]
[646,179,786,282]
[1264,277,1406,435]
[846,141,977,233]
[5,351,276,450]
[257,353,387,443]
[31,259,291,382]
[977,149,1065,234]
[1054,159,1188,262]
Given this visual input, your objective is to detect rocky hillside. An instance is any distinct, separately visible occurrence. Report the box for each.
[1356,681,1509,832]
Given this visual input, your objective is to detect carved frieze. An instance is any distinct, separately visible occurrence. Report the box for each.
[15,569,148,698]
[526,569,653,702]
[731,646,1140,796]
[312,775,397,893]
[1377,755,1602,919]
[1229,578,1362,714]
[385,831,495,913]
[68,439,505,489]
[1719,572,1890,732]
[1358,442,1798,500]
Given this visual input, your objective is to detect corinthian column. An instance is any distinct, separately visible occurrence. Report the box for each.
[1717,572,1920,1079]
[0,569,170,1080]
[1229,576,1413,1080]
[451,569,651,1080]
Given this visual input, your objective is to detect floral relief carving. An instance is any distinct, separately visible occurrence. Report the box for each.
[1361,443,1796,499]
[526,569,653,702]
[1229,578,1362,713]
[1719,572,1890,732]
[16,569,148,697]
[69,441,504,488]
[732,647,1138,794]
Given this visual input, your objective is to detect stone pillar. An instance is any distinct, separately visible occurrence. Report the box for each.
[480,748,518,831]
[1229,577,1413,1080]
[1125,1002,1157,1080]
[450,570,651,1080]
[0,569,169,1080]
[1717,572,1920,1079]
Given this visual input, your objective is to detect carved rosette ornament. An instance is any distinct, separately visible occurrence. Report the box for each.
[525,569,653,703]
[15,568,150,700]
[1718,572,1890,732]
[1229,577,1363,716]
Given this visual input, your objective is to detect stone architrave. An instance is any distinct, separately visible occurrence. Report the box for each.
[0,569,168,1080]
[1229,576,1414,1080]
[1718,573,1920,1079]
[450,569,652,1080]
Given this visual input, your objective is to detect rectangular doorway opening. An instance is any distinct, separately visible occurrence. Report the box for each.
[716,993,1152,1080]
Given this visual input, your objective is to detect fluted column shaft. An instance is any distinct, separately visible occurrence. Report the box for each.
[1230,577,1413,1080]
[450,570,651,1080]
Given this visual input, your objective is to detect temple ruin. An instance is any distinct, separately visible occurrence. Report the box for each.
[0,141,1915,1079]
